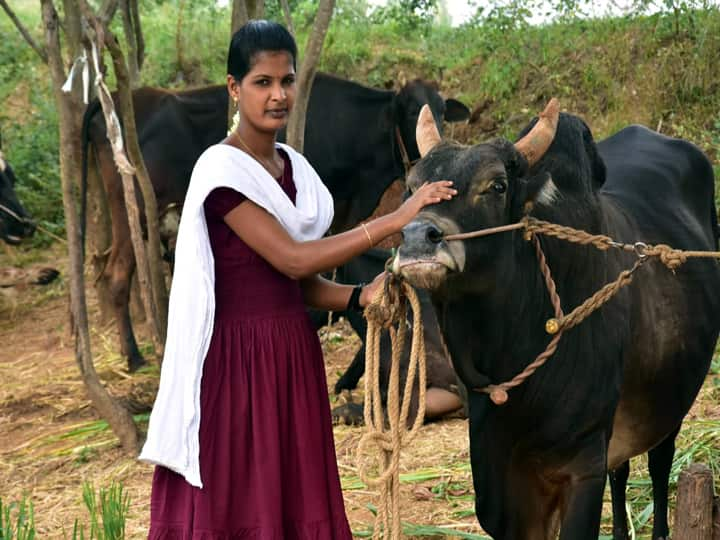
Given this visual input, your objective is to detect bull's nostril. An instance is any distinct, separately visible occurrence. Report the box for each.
[426,226,443,244]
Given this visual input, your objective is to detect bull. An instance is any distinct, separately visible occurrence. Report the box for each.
[0,140,35,244]
[394,102,720,539]
[81,74,470,371]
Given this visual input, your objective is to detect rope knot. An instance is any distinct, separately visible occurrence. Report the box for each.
[364,274,406,329]
[646,244,687,271]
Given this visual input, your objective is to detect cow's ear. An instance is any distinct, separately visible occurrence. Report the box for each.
[512,172,559,216]
[444,99,470,123]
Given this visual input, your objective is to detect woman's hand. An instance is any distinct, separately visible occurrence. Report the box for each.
[359,271,388,308]
[392,181,456,229]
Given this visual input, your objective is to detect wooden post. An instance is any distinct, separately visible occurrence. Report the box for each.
[713,495,720,540]
[674,463,714,540]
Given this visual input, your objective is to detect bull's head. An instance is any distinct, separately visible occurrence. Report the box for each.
[393,100,560,292]
[0,145,36,245]
[393,80,470,162]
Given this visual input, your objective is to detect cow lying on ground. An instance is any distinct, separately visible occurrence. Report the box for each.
[308,248,464,426]
[81,74,470,372]
[394,103,720,539]
[0,141,35,244]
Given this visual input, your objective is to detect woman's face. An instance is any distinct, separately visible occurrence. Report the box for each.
[229,50,296,135]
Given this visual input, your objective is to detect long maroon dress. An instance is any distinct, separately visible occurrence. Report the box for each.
[148,150,352,539]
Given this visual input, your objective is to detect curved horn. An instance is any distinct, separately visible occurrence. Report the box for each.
[514,98,560,167]
[416,104,441,158]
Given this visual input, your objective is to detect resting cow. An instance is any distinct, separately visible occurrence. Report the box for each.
[394,102,720,539]
[308,248,463,426]
[81,73,470,372]
[0,141,35,244]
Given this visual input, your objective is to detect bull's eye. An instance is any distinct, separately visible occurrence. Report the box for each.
[493,181,507,194]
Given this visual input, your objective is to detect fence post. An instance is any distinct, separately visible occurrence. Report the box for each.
[674,463,714,540]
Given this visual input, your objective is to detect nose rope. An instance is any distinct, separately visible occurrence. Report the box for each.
[398,215,720,405]
[0,202,33,225]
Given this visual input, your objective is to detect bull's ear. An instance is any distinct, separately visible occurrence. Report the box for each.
[444,99,470,123]
[489,139,528,179]
[512,172,558,216]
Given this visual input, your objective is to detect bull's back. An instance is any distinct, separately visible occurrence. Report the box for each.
[597,125,720,466]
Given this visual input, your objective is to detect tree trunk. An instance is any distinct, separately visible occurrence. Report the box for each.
[231,0,249,35]
[130,0,144,70]
[674,463,715,540]
[712,495,720,540]
[85,149,114,323]
[285,0,335,152]
[279,0,294,36]
[120,0,140,87]
[105,31,169,346]
[41,0,139,454]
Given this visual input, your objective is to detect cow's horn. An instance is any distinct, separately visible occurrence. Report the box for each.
[514,98,560,167]
[417,104,441,158]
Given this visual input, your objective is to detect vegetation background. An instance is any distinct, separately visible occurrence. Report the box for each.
[0,0,719,537]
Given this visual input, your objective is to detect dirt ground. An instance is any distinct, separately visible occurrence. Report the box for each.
[0,246,481,539]
[1,245,718,539]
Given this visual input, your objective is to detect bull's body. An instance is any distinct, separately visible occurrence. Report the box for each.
[398,112,720,539]
[81,75,469,370]
[0,146,35,244]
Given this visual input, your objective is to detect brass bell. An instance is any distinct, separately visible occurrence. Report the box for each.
[545,318,560,335]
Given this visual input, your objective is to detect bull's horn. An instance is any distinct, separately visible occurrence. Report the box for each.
[416,104,441,158]
[514,98,560,167]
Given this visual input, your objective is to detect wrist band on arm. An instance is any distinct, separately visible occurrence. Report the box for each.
[360,223,374,249]
[347,283,365,312]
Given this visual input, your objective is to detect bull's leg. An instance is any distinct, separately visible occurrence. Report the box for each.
[647,426,680,540]
[106,247,146,372]
[609,461,630,540]
[558,473,607,540]
[334,345,365,394]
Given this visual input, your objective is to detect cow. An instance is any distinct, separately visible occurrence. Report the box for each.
[81,73,470,371]
[0,141,35,244]
[307,248,464,426]
[393,102,720,539]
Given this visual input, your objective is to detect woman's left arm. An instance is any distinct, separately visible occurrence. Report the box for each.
[300,272,385,311]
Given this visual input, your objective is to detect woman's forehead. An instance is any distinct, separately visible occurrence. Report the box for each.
[248,50,294,75]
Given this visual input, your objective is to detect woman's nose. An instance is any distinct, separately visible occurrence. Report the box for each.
[271,84,286,101]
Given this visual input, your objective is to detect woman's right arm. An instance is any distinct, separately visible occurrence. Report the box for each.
[222,180,455,280]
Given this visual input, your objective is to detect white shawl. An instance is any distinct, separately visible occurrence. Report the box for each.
[139,143,334,487]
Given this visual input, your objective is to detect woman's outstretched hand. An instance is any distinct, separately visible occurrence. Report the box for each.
[359,271,388,308]
[392,181,456,229]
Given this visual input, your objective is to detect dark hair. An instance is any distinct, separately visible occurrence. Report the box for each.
[227,20,297,81]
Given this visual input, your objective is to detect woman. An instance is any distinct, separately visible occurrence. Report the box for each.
[140,20,456,539]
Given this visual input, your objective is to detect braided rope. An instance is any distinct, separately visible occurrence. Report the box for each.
[445,216,720,405]
[357,274,427,539]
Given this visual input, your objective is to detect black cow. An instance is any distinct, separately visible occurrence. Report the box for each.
[394,104,720,539]
[0,141,35,244]
[81,73,470,371]
[307,248,463,426]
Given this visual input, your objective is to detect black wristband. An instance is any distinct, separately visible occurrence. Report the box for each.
[347,283,365,312]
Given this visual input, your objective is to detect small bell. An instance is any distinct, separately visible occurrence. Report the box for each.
[489,388,508,405]
[545,318,560,335]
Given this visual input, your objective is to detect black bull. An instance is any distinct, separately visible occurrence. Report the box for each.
[396,113,720,539]
[81,73,470,371]
[0,144,36,244]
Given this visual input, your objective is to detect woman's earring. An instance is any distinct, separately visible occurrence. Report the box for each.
[228,96,240,134]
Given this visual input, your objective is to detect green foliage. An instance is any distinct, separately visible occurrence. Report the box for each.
[0,497,36,540]
[69,482,130,540]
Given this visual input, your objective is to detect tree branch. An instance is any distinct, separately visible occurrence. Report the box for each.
[1,0,49,63]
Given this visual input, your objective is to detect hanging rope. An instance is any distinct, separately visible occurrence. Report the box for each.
[356,273,427,539]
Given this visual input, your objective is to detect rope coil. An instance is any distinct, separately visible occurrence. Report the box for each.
[357,274,427,539]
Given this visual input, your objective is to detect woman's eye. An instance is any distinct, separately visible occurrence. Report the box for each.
[493,182,506,194]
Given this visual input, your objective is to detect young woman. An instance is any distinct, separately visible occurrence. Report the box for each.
[140,20,456,539]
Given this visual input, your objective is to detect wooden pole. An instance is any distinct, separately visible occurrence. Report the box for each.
[674,463,715,540]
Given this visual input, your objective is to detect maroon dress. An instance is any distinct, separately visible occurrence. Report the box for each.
[148,150,352,539]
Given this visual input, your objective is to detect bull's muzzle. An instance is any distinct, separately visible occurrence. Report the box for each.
[392,218,460,290]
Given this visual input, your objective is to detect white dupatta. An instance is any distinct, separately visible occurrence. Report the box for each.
[139,143,334,487]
